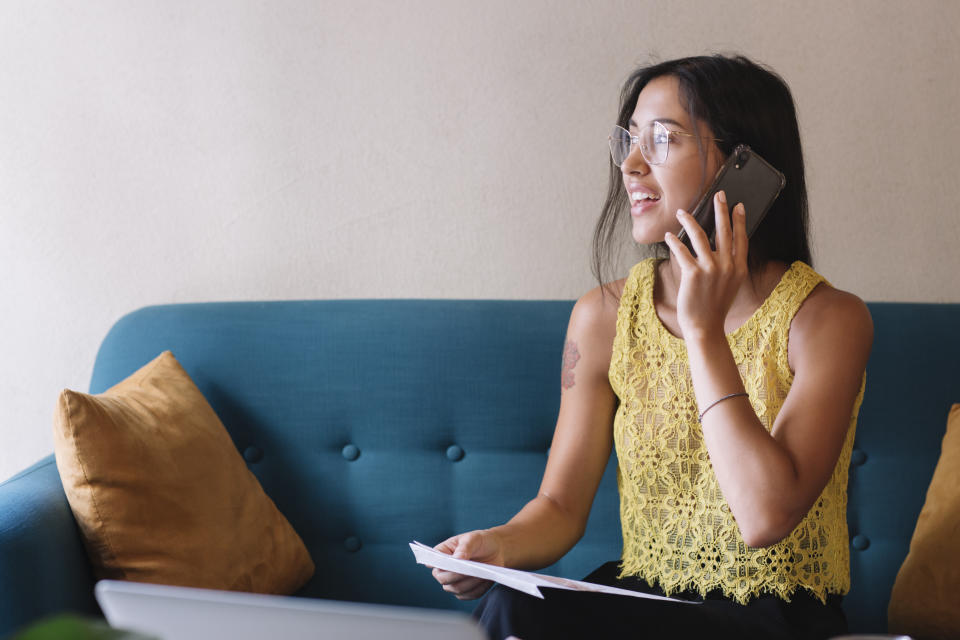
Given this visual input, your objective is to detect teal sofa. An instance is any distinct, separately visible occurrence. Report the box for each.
[0,300,957,637]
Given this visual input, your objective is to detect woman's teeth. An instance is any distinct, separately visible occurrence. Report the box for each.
[631,192,660,202]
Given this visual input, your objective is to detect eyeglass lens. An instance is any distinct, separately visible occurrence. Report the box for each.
[609,122,669,167]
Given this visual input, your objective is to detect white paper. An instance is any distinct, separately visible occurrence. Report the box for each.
[410,541,698,604]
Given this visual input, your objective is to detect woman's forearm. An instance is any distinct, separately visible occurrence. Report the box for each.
[684,330,801,546]
[489,493,587,570]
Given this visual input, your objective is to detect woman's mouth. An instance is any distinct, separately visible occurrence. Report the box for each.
[630,190,661,215]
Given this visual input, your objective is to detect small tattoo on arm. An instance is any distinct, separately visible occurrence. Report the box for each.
[561,339,581,391]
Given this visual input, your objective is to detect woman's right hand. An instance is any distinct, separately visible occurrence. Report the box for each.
[431,529,505,600]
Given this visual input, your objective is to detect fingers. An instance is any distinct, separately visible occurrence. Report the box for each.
[434,535,460,555]
[432,567,471,588]
[664,215,698,271]
[432,567,465,585]
[713,191,733,256]
[452,531,478,559]
[663,232,693,270]
[732,202,748,265]
[432,568,492,600]
[452,529,502,564]
[435,531,477,559]
[674,209,712,261]
[672,191,743,269]
[435,531,486,559]
[431,530,501,600]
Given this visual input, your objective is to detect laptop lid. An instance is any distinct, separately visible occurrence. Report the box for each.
[94,580,486,640]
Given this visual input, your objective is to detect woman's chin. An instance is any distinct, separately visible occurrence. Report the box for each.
[631,222,668,246]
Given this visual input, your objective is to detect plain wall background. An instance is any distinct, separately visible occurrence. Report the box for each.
[3,0,959,481]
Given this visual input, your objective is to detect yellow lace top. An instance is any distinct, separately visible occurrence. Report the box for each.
[608,258,865,604]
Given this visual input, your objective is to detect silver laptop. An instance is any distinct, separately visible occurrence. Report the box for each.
[95,580,486,640]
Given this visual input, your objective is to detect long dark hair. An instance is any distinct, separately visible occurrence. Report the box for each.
[592,54,812,295]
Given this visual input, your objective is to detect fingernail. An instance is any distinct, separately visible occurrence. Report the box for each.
[718,190,726,203]
[737,203,745,216]
[676,209,684,218]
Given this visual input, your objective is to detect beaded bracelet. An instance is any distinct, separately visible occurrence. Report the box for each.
[698,392,749,423]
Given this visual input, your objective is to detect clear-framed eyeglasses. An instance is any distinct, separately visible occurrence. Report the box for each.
[608,121,721,167]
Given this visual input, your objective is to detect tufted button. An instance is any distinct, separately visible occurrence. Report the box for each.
[341,444,361,461]
[446,444,465,462]
[850,449,867,466]
[851,534,870,551]
[344,536,362,552]
[243,446,263,463]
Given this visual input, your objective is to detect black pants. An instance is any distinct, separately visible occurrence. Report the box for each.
[472,562,847,640]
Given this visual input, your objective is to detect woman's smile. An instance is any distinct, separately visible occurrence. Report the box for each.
[628,183,662,217]
[620,75,723,244]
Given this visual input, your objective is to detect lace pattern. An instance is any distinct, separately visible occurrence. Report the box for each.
[608,258,865,604]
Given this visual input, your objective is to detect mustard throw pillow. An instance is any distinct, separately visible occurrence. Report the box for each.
[52,351,314,593]
[888,403,960,639]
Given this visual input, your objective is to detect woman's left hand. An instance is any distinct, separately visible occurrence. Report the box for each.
[663,190,749,341]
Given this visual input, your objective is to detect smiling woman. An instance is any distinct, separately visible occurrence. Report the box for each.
[429,54,872,640]
[594,55,812,295]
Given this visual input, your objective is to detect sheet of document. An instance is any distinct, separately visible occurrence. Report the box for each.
[410,541,697,604]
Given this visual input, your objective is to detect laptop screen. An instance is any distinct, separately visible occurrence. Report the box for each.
[95,580,486,640]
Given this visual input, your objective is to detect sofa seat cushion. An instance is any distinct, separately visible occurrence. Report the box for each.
[888,403,960,639]
[52,351,314,594]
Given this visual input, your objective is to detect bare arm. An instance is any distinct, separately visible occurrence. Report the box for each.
[433,283,621,597]
[687,287,872,547]
[493,291,620,568]
[666,191,874,547]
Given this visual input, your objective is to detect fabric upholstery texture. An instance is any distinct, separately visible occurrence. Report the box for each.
[0,457,98,628]
[887,403,960,639]
[52,350,314,594]
[2,300,958,637]
[83,300,610,612]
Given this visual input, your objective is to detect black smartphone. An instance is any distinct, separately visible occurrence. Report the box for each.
[677,144,786,257]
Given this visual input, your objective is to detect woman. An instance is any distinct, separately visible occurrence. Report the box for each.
[431,54,873,639]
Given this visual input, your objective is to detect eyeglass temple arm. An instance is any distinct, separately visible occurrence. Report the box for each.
[670,130,723,142]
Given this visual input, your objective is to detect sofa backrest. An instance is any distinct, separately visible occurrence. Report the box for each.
[843,303,959,631]
[89,300,960,632]
[90,300,619,615]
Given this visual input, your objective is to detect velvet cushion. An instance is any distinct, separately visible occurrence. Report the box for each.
[52,351,314,594]
[888,403,960,639]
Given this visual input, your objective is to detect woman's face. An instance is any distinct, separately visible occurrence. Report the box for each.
[622,75,724,245]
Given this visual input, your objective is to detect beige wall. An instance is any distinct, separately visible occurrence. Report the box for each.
[2,0,959,480]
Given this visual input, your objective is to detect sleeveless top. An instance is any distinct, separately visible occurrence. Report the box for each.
[607,258,866,604]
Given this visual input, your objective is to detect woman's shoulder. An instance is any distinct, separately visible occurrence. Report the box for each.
[564,277,630,357]
[576,258,658,315]
[571,258,662,337]
[793,277,871,330]
[573,279,625,327]
[788,275,874,371]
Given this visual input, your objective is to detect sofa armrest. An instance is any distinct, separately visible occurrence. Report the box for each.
[0,455,99,636]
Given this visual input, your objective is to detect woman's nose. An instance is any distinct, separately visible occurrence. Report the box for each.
[620,145,650,176]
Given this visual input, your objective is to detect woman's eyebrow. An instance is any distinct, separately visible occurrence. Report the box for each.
[628,117,686,129]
